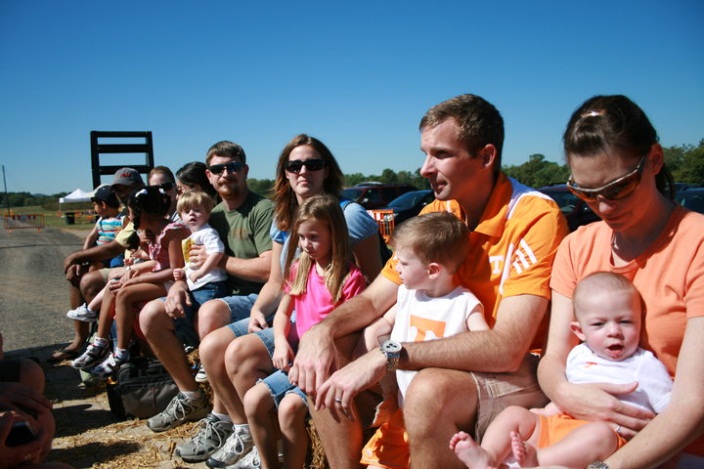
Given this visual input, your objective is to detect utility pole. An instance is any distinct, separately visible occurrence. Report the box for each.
[2,165,9,215]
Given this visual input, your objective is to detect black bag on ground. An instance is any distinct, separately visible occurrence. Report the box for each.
[106,356,178,420]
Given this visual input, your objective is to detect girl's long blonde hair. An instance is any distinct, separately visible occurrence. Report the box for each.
[284,194,351,303]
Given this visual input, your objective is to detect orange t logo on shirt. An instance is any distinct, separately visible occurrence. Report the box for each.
[409,315,447,342]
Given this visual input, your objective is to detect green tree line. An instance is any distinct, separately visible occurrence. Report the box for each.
[3,140,702,210]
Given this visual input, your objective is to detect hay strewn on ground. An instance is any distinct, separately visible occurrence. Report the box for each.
[41,347,328,468]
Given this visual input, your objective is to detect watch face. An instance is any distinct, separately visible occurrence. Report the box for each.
[382,340,402,354]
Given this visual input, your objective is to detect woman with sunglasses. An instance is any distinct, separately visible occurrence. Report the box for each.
[148,166,179,222]
[176,161,218,200]
[539,95,704,468]
[192,134,383,467]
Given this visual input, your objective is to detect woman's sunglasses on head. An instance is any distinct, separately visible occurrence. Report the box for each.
[566,154,648,202]
[285,159,325,173]
[208,161,245,175]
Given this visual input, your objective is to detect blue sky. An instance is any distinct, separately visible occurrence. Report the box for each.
[1,1,702,195]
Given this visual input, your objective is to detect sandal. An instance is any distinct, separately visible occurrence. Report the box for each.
[47,347,81,363]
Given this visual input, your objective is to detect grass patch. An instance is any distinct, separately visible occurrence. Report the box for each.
[2,205,96,230]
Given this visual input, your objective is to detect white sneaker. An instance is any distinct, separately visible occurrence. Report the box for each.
[229,446,260,468]
[67,303,98,322]
[206,426,253,467]
[195,364,208,383]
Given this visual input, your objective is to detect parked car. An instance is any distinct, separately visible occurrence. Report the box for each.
[377,189,435,225]
[537,184,601,232]
[341,183,417,210]
[675,187,704,214]
[674,182,702,192]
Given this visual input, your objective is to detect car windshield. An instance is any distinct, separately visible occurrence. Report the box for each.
[341,188,363,202]
[387,191,429,209]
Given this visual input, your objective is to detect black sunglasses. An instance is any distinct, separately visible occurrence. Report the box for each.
[208,161,245,175]
[156,182,174,191]
[566,154,647,202]
[285,159,325,173]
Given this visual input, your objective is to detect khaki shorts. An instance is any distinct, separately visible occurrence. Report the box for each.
[472,353,548,441]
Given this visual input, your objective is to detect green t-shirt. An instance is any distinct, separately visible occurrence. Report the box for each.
[209,191,274,296]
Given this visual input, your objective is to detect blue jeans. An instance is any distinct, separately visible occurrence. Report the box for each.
[260,369,308,409]
[173,281,230,347]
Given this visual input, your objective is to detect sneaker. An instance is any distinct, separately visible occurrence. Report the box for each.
[71,339,110,370]
[89,352,128,379]
[66,303,98,322]
[206,426,254,468]
[147,391,211,432]
[229,446,260,469]
[195,364,208,383]
[176,415,233,463]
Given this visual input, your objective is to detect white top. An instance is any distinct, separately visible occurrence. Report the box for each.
[182,224,227,291]
[566,343,673,413]
[390,285,482,403]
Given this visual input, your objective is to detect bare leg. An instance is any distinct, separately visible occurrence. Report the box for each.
[307,333,366,469]
[243,383,280,469]
[474,405,541,467]
[200,326,242,419]
[404,368,477,469]
[536,422,618,468]
[94,287,117,341]
[197,299,233,339]
[113,283,165,349]
[225,334,275,420]
[278,394,309,469]
[139,299,198,391]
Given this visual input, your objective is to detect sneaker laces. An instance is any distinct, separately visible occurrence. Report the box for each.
[191,417,227,447]
[164,393,191,422]
[221,428,252,458]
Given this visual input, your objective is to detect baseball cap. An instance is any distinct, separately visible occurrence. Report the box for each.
[112,167,144,186]
[90,185,121,208]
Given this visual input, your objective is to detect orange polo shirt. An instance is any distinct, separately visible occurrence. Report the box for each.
[382,173,568,352]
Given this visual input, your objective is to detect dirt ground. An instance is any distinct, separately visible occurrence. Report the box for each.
[0,226,209,468]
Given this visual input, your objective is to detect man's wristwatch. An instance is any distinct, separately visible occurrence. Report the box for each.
[586,462,610,469]
[380,340,402,372]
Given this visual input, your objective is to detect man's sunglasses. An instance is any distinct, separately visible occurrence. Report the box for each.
[208,161,245,175]
[285,159,325,173]
[157,182,173,191]
[566,154,647,202]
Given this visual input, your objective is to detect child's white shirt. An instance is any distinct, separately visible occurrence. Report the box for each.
[182,223,227,291]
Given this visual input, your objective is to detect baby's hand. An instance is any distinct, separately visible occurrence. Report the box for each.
[188,270,201,283]
[173,268,184,281]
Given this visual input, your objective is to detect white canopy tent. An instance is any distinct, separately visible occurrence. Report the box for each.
[58,188,92,217]
[59,188,91,204]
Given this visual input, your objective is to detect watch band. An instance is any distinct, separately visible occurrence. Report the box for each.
[380,340,402,372]
[586,462,610,469]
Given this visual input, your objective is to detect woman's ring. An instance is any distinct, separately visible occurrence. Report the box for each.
[335,398,342,403]
[616,424,622,435]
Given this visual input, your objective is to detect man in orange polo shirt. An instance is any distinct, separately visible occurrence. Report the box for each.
[289,94,568,468]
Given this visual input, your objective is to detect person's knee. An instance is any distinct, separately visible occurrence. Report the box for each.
[139,300,168,337]
[278,396,307,433]
[198,301,230,339]
[243,384,272,422]
[79,271,105,300]
[404,369,476,436]
[224,335,260,375]
[200,329,229,369]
